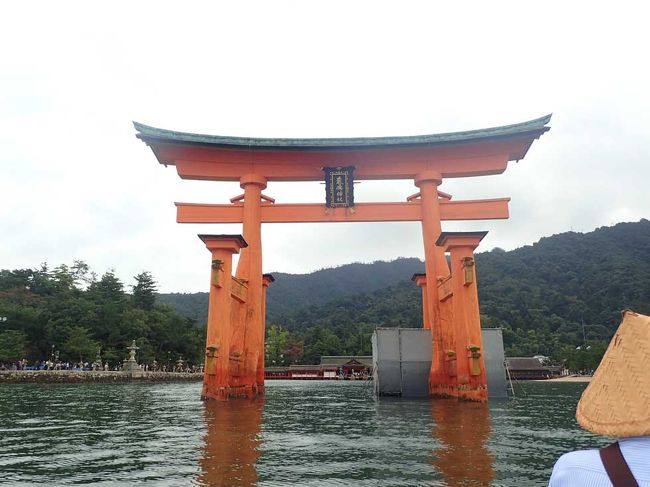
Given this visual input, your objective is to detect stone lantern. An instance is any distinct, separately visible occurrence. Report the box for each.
[122,340,140,374]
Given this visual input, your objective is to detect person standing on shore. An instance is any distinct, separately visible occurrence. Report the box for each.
[549,310,650,487]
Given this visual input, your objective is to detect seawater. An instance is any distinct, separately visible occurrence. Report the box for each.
[0,380,607,486]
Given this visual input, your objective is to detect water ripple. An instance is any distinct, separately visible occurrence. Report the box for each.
[0,380,602,486]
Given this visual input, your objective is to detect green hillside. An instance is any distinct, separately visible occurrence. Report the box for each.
[157,257,425,325]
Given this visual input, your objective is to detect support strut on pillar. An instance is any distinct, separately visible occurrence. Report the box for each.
[199,234,247,400]
[437,231,489,403]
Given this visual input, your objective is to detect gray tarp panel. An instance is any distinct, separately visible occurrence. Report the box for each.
[482,328,507,398]
[372,327,507,400]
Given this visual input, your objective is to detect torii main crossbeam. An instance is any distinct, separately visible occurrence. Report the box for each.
[175,198,510,224]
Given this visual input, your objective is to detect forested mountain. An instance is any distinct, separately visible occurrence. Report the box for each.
[157,257,424,325]
[159,220,650,367]
[474,220,650,350]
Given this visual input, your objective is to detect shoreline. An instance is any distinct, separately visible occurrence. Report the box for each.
[541,375,592,383]
[0,370,203,384]
[1,370,594,384]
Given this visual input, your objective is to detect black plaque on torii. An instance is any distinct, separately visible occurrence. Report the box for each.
[323,166,355,208]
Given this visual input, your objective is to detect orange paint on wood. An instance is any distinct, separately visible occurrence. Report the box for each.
[439,232,489,402]
[175,198,510,224]
[199,235,246,400]
[234,175,266,397]
[228,299,246,386]
[153,137,535,182]
[173,153,511,181]
[438,275,453,302]
[415,171,455,398]
[230,277,247,303]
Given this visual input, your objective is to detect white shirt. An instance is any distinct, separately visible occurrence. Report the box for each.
[549,436,650,486]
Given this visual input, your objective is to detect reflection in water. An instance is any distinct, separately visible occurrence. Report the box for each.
[0,381,601,486]
[196,398,264,487]
[432,399,495,486]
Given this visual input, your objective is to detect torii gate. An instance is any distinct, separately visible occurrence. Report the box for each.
[135,114,551,402]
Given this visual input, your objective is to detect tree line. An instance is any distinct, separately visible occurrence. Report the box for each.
[0,262,203,367]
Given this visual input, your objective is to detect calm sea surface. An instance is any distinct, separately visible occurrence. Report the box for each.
[0,380,607,486]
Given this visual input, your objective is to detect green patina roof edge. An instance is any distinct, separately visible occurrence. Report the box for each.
[435,230,489,246]
[133,114,551,150]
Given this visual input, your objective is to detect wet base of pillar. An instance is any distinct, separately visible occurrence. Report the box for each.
[201,383,265,401]
[456,385,488,403]
[429,383,457,400]
[429,383,488,403]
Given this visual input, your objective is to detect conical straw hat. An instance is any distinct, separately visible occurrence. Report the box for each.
[576,310,650,437]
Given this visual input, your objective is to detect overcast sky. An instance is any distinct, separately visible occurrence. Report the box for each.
[2,1,649,293]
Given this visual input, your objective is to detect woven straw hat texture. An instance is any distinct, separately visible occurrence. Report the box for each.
[576,310,650,437]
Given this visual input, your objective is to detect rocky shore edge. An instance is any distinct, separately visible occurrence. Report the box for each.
[0,370,203,383]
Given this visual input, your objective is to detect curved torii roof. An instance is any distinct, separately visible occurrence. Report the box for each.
[134,114,551,151]
[134,114,551,181]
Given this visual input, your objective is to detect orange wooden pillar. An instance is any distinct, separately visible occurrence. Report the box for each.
[235,173,267,396]
[412,271,456,397]
[437,273,455,393]
[415,170,454,397]
[228,280,247,390]
[437,231,488,402]
[199,234,247,400]
[258,274,275,386]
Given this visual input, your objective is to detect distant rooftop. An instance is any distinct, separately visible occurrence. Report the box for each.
[134,114,551,151]
[320,356,373,367]
[506,357,547,371]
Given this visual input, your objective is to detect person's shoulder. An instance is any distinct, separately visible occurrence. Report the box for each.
[549,448,609,486]
[554,448,602,470]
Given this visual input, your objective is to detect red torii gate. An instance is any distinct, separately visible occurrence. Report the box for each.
[135,114,551,402]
